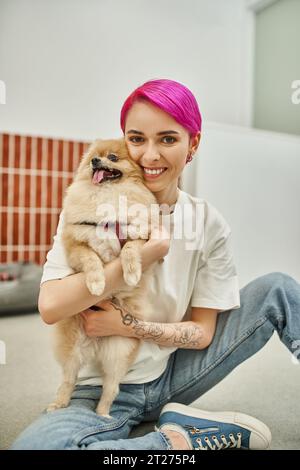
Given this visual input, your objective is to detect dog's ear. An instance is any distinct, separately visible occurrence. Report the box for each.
[75,141,97,175]
[89,139,105,154]
[117,138,133,159]
[84,140,98,156]
[84,139,109,161]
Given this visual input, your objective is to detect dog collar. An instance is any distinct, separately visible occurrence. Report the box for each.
[73,221,127,248]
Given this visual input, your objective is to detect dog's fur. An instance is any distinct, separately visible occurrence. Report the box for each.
[47,138,162,417]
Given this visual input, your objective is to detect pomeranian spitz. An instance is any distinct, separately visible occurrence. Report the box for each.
[47,137,164,417]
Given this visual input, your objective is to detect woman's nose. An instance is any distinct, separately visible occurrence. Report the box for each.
[142,148,160,164]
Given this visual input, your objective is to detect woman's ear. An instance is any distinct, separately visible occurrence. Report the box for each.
[189,132,201,154]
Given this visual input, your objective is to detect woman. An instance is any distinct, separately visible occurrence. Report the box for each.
[11,79,300,450]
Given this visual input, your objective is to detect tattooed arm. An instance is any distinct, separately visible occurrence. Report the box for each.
[82,299,220,350]
[110,299,219,350]
[126,319,210,349]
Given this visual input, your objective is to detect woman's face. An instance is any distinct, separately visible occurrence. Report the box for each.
[124,100,200,193]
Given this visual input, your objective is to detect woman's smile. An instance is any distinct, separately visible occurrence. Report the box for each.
[123,100,200,206]
[142,166,168,180]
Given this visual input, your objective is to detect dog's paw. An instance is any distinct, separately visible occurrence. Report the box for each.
[46,402,67,413]
[86,273,105,296]
[87,281,105,296]
[96,406,113,419]
[101,249,117,264]
[123,264,142,286]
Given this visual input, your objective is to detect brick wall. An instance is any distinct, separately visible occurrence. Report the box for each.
[0,133,89,265]
[0,132,182,265]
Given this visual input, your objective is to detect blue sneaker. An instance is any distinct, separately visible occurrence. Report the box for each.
[155,403,272,450]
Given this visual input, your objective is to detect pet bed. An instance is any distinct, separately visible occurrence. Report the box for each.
[0,261,43,315]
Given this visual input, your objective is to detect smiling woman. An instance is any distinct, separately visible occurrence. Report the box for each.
[120,79,201,208]
[11,78,300,451]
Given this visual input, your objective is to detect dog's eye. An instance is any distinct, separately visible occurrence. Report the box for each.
[107,154,119,162]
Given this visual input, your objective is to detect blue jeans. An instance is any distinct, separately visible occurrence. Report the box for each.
[10,272,300,450]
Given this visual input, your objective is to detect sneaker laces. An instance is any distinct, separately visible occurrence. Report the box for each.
[192,430,242,450]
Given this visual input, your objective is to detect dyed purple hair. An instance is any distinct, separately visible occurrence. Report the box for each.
[120,78,202,138]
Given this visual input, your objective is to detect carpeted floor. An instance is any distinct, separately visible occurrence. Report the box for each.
[1,312,299,450]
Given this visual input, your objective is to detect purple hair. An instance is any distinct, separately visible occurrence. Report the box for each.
[120,78,202,138]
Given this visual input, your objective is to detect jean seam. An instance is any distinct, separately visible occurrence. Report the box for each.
[72,410,145,446]
[155,315,270,408]
[159,430,174,450]
[282,329,300,352]
[284,331,295,343]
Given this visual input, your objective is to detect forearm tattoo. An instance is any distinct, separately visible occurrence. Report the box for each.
[109,297,139,327]
[110,297,205,350]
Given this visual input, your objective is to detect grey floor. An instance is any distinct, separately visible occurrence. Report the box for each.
[1,312,300,450]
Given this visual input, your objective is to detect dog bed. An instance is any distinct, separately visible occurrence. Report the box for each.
[0,261,43,315]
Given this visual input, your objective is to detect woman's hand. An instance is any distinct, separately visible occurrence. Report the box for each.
[80,300,132,338]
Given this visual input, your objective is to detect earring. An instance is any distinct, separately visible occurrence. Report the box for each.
[186,152,193,163]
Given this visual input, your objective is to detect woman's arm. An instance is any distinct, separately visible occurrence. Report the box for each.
[39,257,126,324]
[123,319,212,350]
[39,225,170,325]
[125,306,220,349]
[81,303,220,350]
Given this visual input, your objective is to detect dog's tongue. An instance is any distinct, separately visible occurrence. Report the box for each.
[93,170,105,184]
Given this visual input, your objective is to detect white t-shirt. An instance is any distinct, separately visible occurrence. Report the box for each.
[40,189,240,385]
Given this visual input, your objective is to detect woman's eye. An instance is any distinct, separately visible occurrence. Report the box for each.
[107,154,119,162]
[162,136,176,144]
[129,136,176,144]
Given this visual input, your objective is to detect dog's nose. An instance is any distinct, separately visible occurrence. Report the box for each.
[91,157,101,167]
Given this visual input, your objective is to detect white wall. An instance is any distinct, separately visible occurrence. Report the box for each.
[182,123,300,287]
[3,0,298,287]
[0,0,252,140]
[253,0,300,135]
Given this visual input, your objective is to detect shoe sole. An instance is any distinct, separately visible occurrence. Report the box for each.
[155,403,272,450]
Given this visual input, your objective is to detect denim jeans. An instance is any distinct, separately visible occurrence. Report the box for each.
[10,272,300,450]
